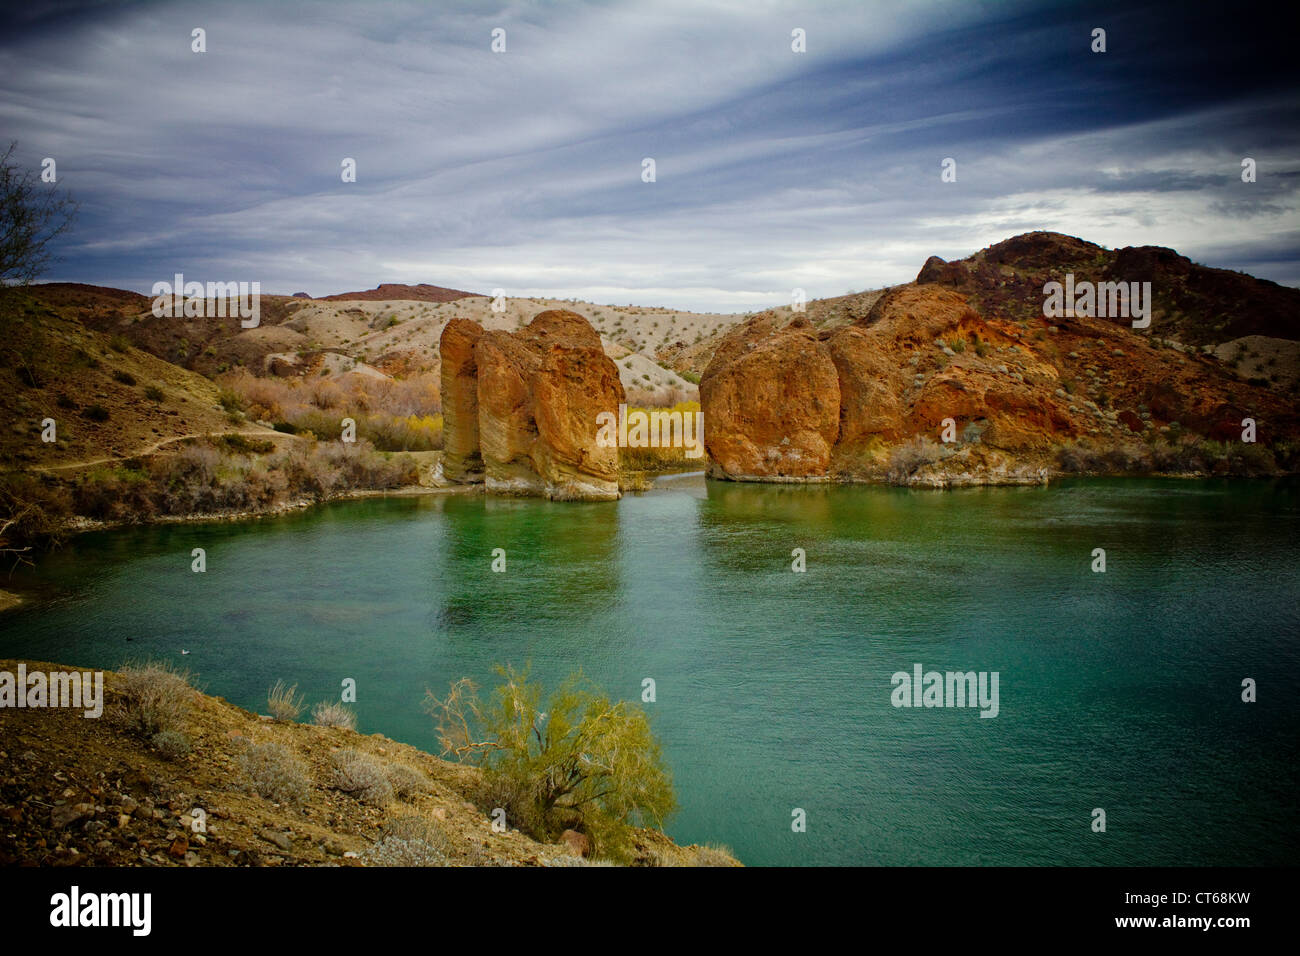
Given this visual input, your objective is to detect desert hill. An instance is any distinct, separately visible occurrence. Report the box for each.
[26,285,729,404]
[319,282,479,303]
[701,233,1300,486]
[0,288,289,471]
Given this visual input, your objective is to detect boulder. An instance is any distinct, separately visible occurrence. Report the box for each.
[699,314,840,481]
[443,309,623,500]
[532,345,622,500]
[559,829,591,858]
[476,329,547,495]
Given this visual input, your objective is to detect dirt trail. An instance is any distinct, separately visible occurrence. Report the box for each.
[28,428,303,474]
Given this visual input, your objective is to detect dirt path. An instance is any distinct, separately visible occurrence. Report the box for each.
[28,428,303,474]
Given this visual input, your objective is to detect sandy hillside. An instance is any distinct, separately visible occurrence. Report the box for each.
[46,285,753,403]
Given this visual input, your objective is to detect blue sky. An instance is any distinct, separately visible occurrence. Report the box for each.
[3,0,1298,312]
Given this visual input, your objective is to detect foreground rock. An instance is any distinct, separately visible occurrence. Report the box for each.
[441,310,624,500]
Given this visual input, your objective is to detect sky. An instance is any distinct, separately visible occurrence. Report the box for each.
[2,0,1298,313]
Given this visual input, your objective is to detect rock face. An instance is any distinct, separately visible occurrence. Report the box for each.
[701,285,1063,485]
[700,256,1300,486]
[699,315,839,480]
[439,319,485,483]
[439,310,623,500]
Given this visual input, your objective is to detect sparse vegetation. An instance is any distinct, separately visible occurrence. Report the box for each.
[117,659,194,738]
[150,729,192,760]
[385,762,431,801]
[55,436,418,524]
[267,679,305,722]
[330,747,393,806]
[689,843,742,867]
[886,435,951,484]
[238,740,311,805]
[311,700,357,729]
[222,368,442,451]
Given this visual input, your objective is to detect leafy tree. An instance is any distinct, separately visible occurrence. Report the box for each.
[426,664,676,858]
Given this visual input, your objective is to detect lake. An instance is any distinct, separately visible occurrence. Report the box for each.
[3,475,1297,866]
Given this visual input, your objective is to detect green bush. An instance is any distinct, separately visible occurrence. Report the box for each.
[217,433,274,454]
[426,665,676,860]
[143,385,165,402]
[217,388,244,413]
[112,370,137,386]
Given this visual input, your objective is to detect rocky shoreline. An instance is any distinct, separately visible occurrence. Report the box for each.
[0,658,732,867]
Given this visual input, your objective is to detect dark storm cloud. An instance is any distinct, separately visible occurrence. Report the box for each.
[1,0,1296,310]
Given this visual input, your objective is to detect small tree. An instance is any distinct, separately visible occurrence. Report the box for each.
[426,664,676,858]
[1,141,77,289]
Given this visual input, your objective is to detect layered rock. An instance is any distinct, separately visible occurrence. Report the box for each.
[439,310,623,501]
[532,345,622,499]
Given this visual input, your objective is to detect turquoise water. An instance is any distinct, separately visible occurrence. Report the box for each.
[2,476,1298,866]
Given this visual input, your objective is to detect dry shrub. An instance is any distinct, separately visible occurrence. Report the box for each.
[239,741,311,805]
[331,748,394,806]
[386,763,431,800]
[545,855,617,867]
[382,809,484,866]
[886,435,949,484]
[359,836,447,867]
[117,659,194,737]
[691,843,742,867]
[267,679,305,722]
[221,368,442,450]
[150,729,192,761]
[311,700,356,729]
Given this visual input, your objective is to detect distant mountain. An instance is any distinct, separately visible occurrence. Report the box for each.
[319,283,480,303]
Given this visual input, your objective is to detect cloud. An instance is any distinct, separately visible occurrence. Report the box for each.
[3,0,1298,310]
